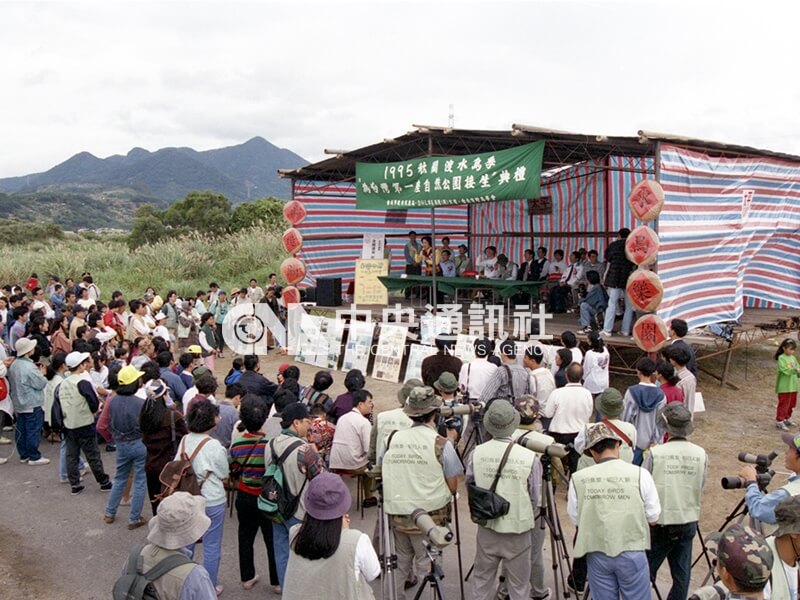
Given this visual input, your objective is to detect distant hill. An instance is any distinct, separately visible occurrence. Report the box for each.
[0,137,308,229]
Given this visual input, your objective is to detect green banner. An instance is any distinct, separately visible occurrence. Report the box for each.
[355,141,544,209]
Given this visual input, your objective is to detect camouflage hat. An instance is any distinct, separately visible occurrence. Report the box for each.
[775,495,800,537]
[513,394,540,422]
[706,524,773,588]
[434,372,459,393]
[403,386,442,417]
[484,400,520,439]
[659,402,694,438]
[583,422,623,453]
[398,378,423,405]
[595,388,624,418]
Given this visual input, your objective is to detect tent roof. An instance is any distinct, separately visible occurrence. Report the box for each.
[279,124,800,182]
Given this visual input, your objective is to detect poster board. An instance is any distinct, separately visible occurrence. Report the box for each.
[372,324,407,383]
[419,313,451,346]
[355,259,389,305]
[312,317,345,369]
[294,314,324,365]
[455,334,479,362]
[404,344,438,382]
[362,234,386,259]
[341,320,376,373]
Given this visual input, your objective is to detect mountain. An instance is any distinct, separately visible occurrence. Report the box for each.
[0,137,308,229]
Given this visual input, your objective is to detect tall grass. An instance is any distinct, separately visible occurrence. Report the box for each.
[0,226,285,299]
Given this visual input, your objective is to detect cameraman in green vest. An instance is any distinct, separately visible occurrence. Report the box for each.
[568,422,661,600]
[740,432,800,525]
[468,400,541,600]
[644,403,708,600]
[381,386,463,598]
[368,378,419,465]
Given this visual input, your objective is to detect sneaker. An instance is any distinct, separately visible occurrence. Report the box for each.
[361,496,378,508]
[578,326,592,334]
[127,517,148,530]
[785,420,795,427]
[103,515,115,524]
[2,425,12,432]
[242,575,260,590]
[0,436,11,445]
[567,575,584,594]
[599,330,612,338]
[100,480,113,491]
[620,331,631,337]
[71,485,85,495]
[106,444,117,453]
[215,584,224,596]
[0,457,7,465]
[531,588,552,600]
[19,458,28,464]
[777,421,790,431]
[28,457,51,466]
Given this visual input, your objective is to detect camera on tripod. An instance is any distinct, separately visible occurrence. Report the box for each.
[439,400,485,418]
[721,451,778,490]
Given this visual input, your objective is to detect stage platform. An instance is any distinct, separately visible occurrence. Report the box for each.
[303,299,800,388]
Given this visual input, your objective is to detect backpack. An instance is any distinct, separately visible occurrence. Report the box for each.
[258,439,306,524]
[302,387,332,413]
[50,383,66,435]
[156,437,212,500]
[112,543,192,600]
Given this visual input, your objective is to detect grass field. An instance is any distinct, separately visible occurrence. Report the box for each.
[0,226,285,299]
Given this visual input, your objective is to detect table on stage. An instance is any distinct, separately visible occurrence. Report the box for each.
[377,275,545,300]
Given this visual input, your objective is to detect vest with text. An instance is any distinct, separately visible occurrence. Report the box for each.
[650,440,707,525]
[576,419,636,471]
[382,425,451,516]
[472,439,536,534]
[60,374,94,430]
[376,407,412,462]
[572,459,649,558]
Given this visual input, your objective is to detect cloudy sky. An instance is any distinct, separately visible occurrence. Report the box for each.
[1,0,798,177]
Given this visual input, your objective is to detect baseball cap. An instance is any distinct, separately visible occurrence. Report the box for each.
[65,351,90,369]
[707,524,773,588]
[118,365,145,386]
[187,345,202,355]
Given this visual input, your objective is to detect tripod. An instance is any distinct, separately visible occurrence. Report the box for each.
[457,408,483,466]
[375,476,399,600]
[411,541,446,600]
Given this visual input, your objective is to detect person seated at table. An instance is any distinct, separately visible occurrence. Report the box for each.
[497,254,518,280]
[441,236,454,257]
[440,250,457,278]
[479,246,500,279]
[545,249,567,279]
[578,271,608,333]
[534,246,550,281]
[455,244,472,276]
[518,248,538,281]
[415,235,441,276]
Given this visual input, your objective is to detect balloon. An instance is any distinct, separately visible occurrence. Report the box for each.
[283,200,307,225]
[280,257,307,285]
[632,314,669,352]
[626,269,664,312]
[282,227,303,254]
[625,225,660,267]
[627,179,665,222]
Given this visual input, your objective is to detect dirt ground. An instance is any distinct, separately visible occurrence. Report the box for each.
[0,334,795,599]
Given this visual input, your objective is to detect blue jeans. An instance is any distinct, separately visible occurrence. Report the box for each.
[580,302,598,327]
[603,287,634,335]
[632,447,644,466]
[586,551,651,600]
[104,440,147,524]
[59,438,86,480]
[647,522,696,600]
[272,516,301,587]
[189,502,226,586]
[15,408,44,461]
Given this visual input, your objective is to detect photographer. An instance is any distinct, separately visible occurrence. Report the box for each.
[468,401,541,600]
[740,433,800,524]
[382,386,463,599]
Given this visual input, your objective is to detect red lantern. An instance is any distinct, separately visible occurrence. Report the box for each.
[283,200,307,225]
[282,286,301,306]
[626,269,664,312]
[632,314,669,352]
[627,179,664,222]
[280,257,307,285]
[625,225,659,267]
[282,227,303,254]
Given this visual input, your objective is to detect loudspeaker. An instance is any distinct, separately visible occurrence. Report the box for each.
[316,278,342,306]
[303,286,317,303]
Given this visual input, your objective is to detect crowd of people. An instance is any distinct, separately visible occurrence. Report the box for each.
[0,271,798,600]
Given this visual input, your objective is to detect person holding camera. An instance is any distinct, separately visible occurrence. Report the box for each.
[382,386,463,599]
[741,432,800,525]
[467,400,542,600]
[568,422,661,600]
[644,403,708,600]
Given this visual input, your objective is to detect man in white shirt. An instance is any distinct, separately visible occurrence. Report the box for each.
[523,344,555,411]
[458,338,498,400]
[246,279,264,303]
[329,389,376,506]
[541,363,593,476]
[545,249,567,279]
[480,246,500,279]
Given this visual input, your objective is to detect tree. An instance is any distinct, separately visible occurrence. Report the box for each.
[230,197,285,232]
[128,205,168,248]
[162,191,232,234]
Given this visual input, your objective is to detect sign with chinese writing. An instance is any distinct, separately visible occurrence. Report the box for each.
[626,269,664,312]
[341,320,376,373]
[742,189,755,221]
[627,179,664,222]
[361,234,385,259]
[404,344,438,382]
[355,142,545,209]
[354,259,389,305]
[625,226,659,267]
[632,314,669,352]
[372,324,407,383]
[527,196,553,216]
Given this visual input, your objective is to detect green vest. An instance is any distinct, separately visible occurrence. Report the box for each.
[576,419,636,471]
[472,439,536,534]
[382,425,452,516]
[572,459,649,558]
[766,536,793,600]
[138,544,196,600]
[650,440,706,525]
[60,374,94,430]
[376,407,412,463]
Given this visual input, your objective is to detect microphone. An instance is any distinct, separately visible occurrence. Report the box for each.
[411,508,454,548]
[516,435,569,458]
